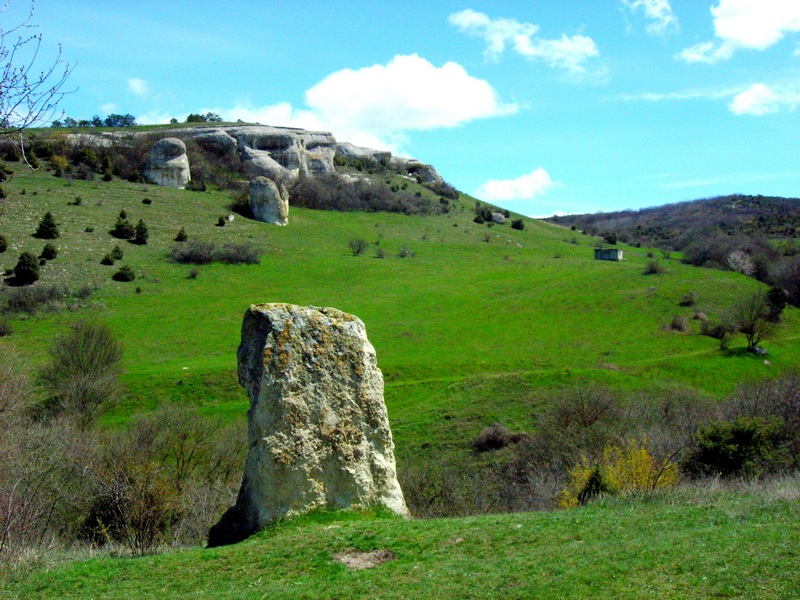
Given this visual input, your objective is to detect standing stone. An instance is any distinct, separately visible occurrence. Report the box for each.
[249,176,289,226]
[143,138,191,188]
[208,304,408,547]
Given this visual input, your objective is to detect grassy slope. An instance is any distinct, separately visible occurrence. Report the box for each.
[2,161,800,595]
[3,484,799,599]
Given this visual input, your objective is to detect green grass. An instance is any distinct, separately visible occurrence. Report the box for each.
[2,159,800,596]
[3,481,798,599]
[1,162,798,458]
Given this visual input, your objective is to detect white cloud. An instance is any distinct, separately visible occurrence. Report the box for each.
[100,102,117,114]
[622,0,679,36]
[678,0,800,63]
[448,9,599,73]
[620,81,800,115]
[474,167,557,202]
[207,54,517,151]
[128,78,150,97]
[729,83,800,115]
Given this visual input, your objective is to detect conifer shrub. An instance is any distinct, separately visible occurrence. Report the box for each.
[112,265,136,282]
[511,219,525,230]
[0,233,7,253]
[110,245,124,261]
[34,211,60,239]
[13,251,40,284]
[132,219,149,245]
[100,254,114,266]
[111,213,135,239]
[174,227,188,242]
[40,243,58,260]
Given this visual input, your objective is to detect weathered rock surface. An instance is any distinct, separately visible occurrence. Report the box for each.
[491,212,507,225]
[389,156,444,186]
[249,176,289,226]
[208,303,408,547]
[336,142,391,166]
[143,138,190,188]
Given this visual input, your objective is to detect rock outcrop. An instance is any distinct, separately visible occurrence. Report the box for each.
[336,142,391,166]
[208,303,408,547]
[249,176,289,226]
[143,138,191,188]
[390,156,444,187]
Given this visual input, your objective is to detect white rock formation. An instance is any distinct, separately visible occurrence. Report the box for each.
[336,142,391,166]
[143,138,190,188]
[249,176,289,226]
[208,304,408,547]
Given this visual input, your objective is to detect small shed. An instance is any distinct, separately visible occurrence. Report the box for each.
[594,248,623,262]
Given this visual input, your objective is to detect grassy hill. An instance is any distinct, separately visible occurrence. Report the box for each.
[1,152,799,595]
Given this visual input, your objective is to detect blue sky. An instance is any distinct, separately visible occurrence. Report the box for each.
[18,0,800,216]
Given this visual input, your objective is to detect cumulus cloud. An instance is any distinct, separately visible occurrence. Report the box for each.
[448,9,598,73]
[729,83,800,115]
[474,167,557,202]
[100,102,117,114]
[128,78,150,97]
[622,0,679,36]
[678,0,800,63]
[208,54,517,151]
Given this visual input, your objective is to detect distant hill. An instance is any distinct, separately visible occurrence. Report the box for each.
[544,194,800,249]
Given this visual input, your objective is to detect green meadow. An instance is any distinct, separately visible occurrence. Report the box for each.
[1,160,798,596]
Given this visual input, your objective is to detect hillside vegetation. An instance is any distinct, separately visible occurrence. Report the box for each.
[1,132,800,594]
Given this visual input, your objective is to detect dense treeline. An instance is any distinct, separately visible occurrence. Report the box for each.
[546,195,800,306]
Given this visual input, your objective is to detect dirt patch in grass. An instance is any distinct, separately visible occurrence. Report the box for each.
[333,548,396,570]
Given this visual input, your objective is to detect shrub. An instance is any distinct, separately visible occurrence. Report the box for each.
[40,243,58,260]
[35,320,123,427]
[171,240,214,264]
[174,227,188,242]
[3,284,71,314]
[188,268,200,279]
[669,316,689,333]
[142,198,152,205]
[133,219,149,245]
[170,240,262,265]
[100,254,114,265]
[0,317,12,337]
[111,214,135,239]
[398,245,415,258]
[13,251,40,284]
[214,242,261,265]
[558,437,679,508]
[216,216,226,227]
[33,211,60,239]
[348,238,368,256]
[0,233,7,252]
[375,247,385,259]
[643,260,664,275]
[678,291,697,307]
[683,416,789,478]
[471,424,515,452]
[112,265,136,282]
[727,291,777,351]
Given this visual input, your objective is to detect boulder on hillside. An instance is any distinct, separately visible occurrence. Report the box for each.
[249,176,289,226]
[143,138,191,188]
[389,156,444,187]
[491,212,506,225]
[208,303,408,547]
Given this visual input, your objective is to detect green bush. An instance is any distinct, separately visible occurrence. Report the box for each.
[510,219,525,231]
[683,416,789,478]
[110,245,124,261]
[174,227,188,242]
[13,251,40,284]
[112,265,136,282]
[100,254,114,266]
[40,243,58,260]
[348,238,368,256]
[0,233,7,253]
[111,214,135,239]
[33,211,59,239]
[644,260,664,275]
[133,219,149,245]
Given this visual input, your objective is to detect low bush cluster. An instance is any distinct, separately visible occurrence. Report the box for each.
[170,239,263,265]
[401,375,800,518]
[290,174,448,216]
[0,338,246,561]
[0,283,93,315]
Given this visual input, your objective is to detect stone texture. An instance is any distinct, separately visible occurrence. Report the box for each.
[389,156,444,186]
[336,142,391,166]
[208,304,408,547]
[143,138,190,188]
[491,212,507,225]
[249,176,289,226]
